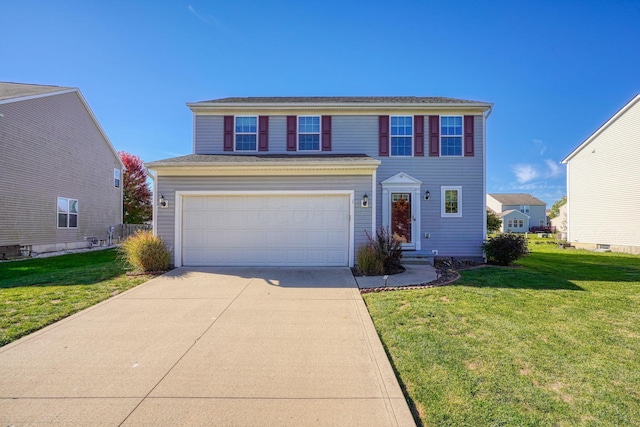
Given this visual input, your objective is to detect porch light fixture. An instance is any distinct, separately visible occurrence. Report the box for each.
[424,190,430,200]
[361,194,369,208]
[159,194,168,208]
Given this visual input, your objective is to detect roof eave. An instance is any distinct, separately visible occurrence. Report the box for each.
[187,101,493,112]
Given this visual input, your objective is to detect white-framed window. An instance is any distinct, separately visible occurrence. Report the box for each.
[235,116,258,151]
[298,116,321,151]
[508,219,524,228]
[57,197,78,228]
[520,205,530,214]
[441,186,462,217]
[390,116,413,156]
[440,116,463,156]
[114,168,121,188]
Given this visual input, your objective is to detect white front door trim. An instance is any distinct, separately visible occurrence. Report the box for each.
[174,190,355,267]
[381,172,422,251]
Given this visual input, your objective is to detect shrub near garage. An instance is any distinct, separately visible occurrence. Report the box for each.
[482,233,529,266]
[119,231,170,272]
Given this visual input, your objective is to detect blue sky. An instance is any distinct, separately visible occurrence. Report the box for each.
[3,0,639,206]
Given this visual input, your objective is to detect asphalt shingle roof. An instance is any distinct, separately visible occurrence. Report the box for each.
[194,96,488,105]
[0,82,74,101]
[489,193,546,206]
[146,153,378,166]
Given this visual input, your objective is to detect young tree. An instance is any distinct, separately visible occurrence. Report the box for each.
[118,151,152,224]
[487,210,502,233]
[549,195,567,219]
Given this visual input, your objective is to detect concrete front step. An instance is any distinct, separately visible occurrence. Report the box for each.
[402,254,435,265]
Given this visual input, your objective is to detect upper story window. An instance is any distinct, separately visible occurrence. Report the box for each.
[391,116,413,156]
[298,116,320,151]
[440,116,463,156]
[520,205,530,214]
[441,186,462,217]
[57,197,78,228]
[114,169,121,188]
[235,116,257,151]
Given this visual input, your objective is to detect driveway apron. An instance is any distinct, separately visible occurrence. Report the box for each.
[0,267,415,426]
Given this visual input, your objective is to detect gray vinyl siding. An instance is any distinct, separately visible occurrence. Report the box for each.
[0,91,122,250]
[566,98,640,250]
[189,112,486,258]
[156,175,373,266]
[501,204,547,229]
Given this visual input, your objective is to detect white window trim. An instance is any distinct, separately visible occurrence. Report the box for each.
[441,186,462,217]
[234,115,258,152]
[114,168,121,188]
[57,197,79,229]
[390,115,413,157]
[520,205,530,214]
[440,115,463,157]
[297,115,321,152]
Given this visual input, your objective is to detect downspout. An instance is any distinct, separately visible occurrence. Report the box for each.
[148,169,158,236]
[482,106,492,262]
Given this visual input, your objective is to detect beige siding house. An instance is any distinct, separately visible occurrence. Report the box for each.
[0,82,123,255]
[561,94,640,254]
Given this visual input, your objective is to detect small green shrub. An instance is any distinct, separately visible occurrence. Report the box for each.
[482,233,529,266]
[366,227,403,274]
[119,231,170,272]
[356,245,385,276]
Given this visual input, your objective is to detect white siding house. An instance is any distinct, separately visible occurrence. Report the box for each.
[561,94,640,254]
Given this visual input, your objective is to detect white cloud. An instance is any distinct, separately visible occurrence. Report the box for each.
[512,163,540,184]
[187,5,211,25]
[545,159,562,177]
[533,139,547,155]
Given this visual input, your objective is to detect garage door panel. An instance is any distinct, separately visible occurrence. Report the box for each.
[182,194,350,266]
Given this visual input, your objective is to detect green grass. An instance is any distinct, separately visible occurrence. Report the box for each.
[0,249,152,346]
[363,240,640,426]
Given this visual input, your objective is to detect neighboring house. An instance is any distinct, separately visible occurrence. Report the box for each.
[561,94,640,254]
[147,96,493,267]
[0,82,123,255]
[550,204,567,236]
[486,193,547,232]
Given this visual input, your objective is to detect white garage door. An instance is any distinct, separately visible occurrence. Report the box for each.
[181,194,351,266]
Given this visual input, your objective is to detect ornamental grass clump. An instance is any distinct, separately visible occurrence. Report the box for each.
[482,233,529,266]
[356,227,403,276]
[119,231,170,272]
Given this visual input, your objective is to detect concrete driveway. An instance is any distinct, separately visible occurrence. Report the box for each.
[0,267,415,426]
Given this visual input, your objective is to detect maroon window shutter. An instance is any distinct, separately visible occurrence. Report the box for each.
[464,115,474,156]
[414,115,424,156]
[379,115,389,156]
[258,116,269,151]
[224,116,234,151]
[429,115,439,157]
[286,116,297,151]
[321,116,332,151]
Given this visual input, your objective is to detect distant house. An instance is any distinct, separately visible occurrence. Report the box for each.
[549,204,567,235]
[0,82,123,255]
[486,193,547,233]
[147,96,493,267]
[561,94,640,254]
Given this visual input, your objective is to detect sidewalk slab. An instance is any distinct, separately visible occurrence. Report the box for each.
[354,264,438,289]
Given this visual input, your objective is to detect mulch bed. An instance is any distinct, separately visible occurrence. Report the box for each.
[359,257,485,294]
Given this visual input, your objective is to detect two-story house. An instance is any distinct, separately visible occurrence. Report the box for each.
[147,97,493,267]
[486,193,547,233]
[0,82,123,256]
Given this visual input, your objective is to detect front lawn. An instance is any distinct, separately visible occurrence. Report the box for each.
[0,249,152,346]
[364,241,640,426]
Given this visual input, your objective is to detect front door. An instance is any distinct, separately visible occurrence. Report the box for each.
[391,192,414,249]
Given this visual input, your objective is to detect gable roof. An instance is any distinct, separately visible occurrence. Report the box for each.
[488,193,546,206]
[562,94,640,163]
[0,82,74,102]
[498,209,530,219]
[0,82,123,168]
